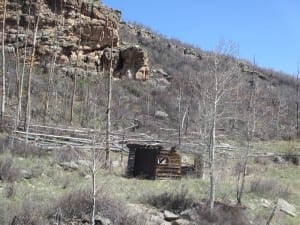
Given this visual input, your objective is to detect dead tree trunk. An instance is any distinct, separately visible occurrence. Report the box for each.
[296,67,299,137]
[209,88,217,213]
[19,1,33,129]
[1,0,7,120]
[91,120,97,225]
[236,58,256,204]
[44,2,61,123]
[105,29,114,168]
[178,87,182,147]
[70,5,82,125]
[25,12,40,143]
[13,8,21,130]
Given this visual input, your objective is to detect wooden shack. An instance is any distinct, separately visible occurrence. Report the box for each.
[126,143,181,179]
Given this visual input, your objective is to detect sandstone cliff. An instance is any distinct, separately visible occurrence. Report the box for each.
[0,0,149,80]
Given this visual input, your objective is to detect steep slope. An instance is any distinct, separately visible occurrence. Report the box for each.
[0,0,149,79]
[0,0,298,143]
[119,23,298,140]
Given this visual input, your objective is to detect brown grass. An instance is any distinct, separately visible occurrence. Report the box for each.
[249,177,292,198]
[141,185,194,212]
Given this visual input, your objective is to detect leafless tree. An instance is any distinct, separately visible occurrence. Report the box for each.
[70,4,83,125]
[91,103,101,225]
[105,29,114,168]
[13,6,21,130]
[44,0,62,123]
[25,11,40,142]
[1,0,7,120]
[236,58,257,204]
[18,0,33,129]
[178,86,182,147]
[296,64,299,137]
[199,42,239,213]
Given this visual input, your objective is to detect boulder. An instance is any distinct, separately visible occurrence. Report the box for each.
[261,198,272,208]
[150,215,171,225]
[155,111,169,119]
[278,198,297,217]
[273,156,285,164]
[157,68,169,76]
[164,210,179,221]
[172,219,192,225]
[94,215,112,225]
[180,208,199,222]
[59,161,79,171]
[20,169,33,179]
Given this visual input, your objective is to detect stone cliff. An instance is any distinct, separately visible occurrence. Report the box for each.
[0,0,149,80]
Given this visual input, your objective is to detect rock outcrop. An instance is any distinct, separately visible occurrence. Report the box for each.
[0,0,150,80]
[118,45,149,80]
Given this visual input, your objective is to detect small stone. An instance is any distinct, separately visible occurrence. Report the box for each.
[261,198,272,208]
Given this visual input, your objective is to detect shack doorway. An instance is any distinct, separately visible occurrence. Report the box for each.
[134,147,158,179]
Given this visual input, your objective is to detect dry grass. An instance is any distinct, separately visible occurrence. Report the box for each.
[198,201,251,225]
[56,187,141,225]
[0,157,20,183]
[249,177,292,198]
[141,184,194,212]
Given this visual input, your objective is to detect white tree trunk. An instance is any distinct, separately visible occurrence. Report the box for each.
[25,13,40,143]
[105,30,113,168]
[1,0,7,119]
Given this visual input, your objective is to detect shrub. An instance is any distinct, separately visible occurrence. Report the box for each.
[141,185,194,212]
[0,136,10,153]
[250,177,291,198]
[254,156,270,165]
[8,198,49,225]
[56,187,131,224]
[283,151,299,165]
[52,146,78,164]
[199,201,251,225]
[0,157,20,183]
[9,140,46,158]
[3,183,16,198]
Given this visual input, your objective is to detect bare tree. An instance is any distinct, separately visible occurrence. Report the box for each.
[236,58,257,204]
[16,1,33,129]
[44,0,62,123]
[70,4,83,125]
[105,29,114,168]
[1,0,7,120]
[296,64,299,137]
[199,42,239,213]
[178,87,182,147]
[25,11,40,142]
[13,6,21,130]
[91,103,99,225]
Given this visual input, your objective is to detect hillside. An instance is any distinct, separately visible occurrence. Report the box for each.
[0,1,299,225]
[0,0,299,143]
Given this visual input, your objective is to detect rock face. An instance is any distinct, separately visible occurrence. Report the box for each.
[0,0,150,80]
[118,45,149,80]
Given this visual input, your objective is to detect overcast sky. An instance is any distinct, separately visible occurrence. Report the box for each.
[102,0,300,75]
